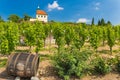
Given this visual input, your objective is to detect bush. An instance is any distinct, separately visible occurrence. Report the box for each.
[116,60,120,72]
[115,56,120,72]
[92,57,111,75]
[0,58,7,68]
[52,49,93,80]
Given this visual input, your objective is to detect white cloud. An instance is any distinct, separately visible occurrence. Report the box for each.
[48,1,64,11]
[95,7,99,10]
[76,18,90,23]
[95,2,100,6]
[94,2,101,10]
[58,7,64,10]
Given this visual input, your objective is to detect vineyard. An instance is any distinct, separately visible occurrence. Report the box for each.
[0,21,120,80]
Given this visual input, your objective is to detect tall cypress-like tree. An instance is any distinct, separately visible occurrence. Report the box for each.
[107,21,112,25]
[91,17,95,25]
[98,20,101,26]
[0,16,4,22]
[101,18,105,26]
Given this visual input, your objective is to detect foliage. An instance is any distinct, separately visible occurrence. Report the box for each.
[101,27,107,46]
[101,18,105,26]
[22,22,45,52]
[92,57,111,75]
[43,23,50,47]
[0,21,119,55]
[24,22,36,48]
[107,21,112,26]
[52,23,65,52]
[0,22,19,54]
[64,25,75,46]
[0,58,7,68]
[89,26,101,51]
[23,14,31,21]
[8,14,20,23]
[98,18,105,26]
[98,18,112,26]
[73,25,87,50]
[52,48,93,79]
[91,17,94,25]
[0,16,4,22]
[35,22,44,53]
[114,56,120,72]
[114,26,120,43]
[107,27,115,54]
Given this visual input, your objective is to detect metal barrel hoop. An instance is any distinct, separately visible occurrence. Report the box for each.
[24,53,32,76]
[6,53,15,74]
[31,54,37,76]
[34,56,39,75]
[13,53,21,75]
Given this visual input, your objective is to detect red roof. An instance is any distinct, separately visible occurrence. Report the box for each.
[36,10,47,15]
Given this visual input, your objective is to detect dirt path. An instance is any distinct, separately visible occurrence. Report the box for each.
[81,73,120,80]
[1,60,120,80]
[38,60,120,80]
[0,68,14,80]
[38,60,61,80]
[0,44,120,80]
[0,60,60,80]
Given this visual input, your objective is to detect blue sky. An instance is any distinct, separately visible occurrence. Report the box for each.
[0,0,120,25]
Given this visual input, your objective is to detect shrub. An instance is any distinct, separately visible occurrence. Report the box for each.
[52,49,93,80]
[115,56,120,72]
[0,59,7,68]
[92,57,111,75]
[116,60,120,72]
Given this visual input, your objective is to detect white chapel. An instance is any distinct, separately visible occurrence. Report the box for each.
[30,6,48,22]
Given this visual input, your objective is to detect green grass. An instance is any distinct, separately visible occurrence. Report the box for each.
[97,50,110,54]
[113,50,120,53]
[15,49,29,53]
[0,58,7,68]
[39,54,51,61]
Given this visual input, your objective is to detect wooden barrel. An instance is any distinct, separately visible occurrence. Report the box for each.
[6,53,39,78]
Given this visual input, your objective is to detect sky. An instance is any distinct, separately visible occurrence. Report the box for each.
[0,0,120,25]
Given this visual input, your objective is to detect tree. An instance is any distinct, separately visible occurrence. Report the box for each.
[98,20,101,26]
[64,25,75,46]
[107,27,115,54]
[89,26,101,52]
[107,21,112,26]
[34,22,44,53]
[0,16,4,22]
[5,22,19,54]
[118,26,120,44]
[24,22,36,51]
[73,24,87,50]
[0,23,9,54]
[43,23,50,48]
[0,22,19,55]
[52,23,65,53]
[91,17,95,25]
[20,21,44,53]
[98,18,106,26]
[23,14,31,21]
[101,27,107,46]
[101,18,105,26]
[118,26,120,42]
[8,14,20,23]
